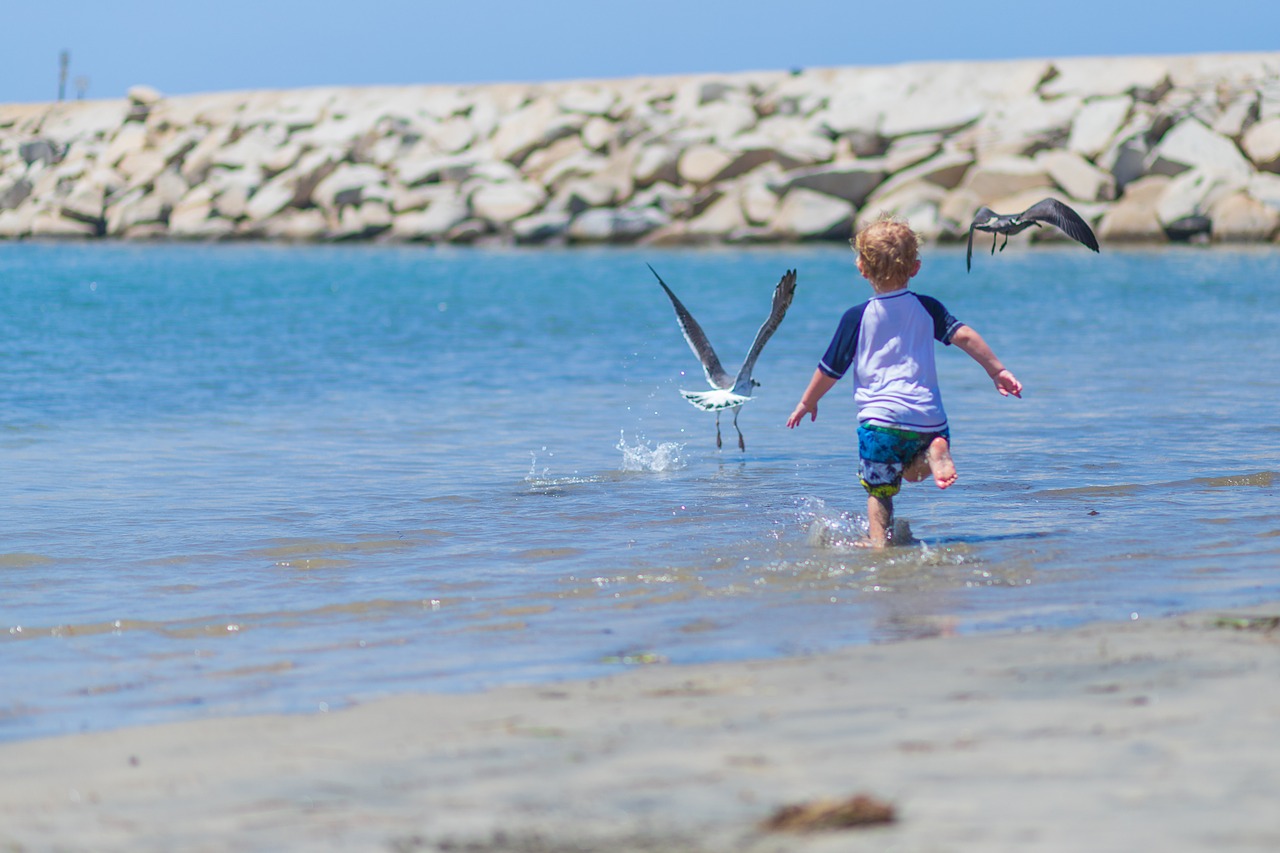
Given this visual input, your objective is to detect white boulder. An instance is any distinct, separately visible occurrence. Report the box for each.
[770,188,854,240]
[312,163,388,210]
[127,85,163,106]
[557,85,617,116]
[1035,149,1116,201]
[568,207,667,242]
[105,188,166,235]
[1067,96,1132,159]
[632,144,682,188]
[873,149,974,200]
[259,209,328,241]
[682,189,749,238]
[1241,118,1280,173]
[244,177,297,222]
[1147,118,1253,179]
[427,116,475,154]
[510,210,572,243]
[332,201,393,239]
[490,99,584,165]
[0,206,36,238]
[31,208,98,237]
[215,125,287,171]
[678,144,735,185]
[1209,192,1280,242]
[168,185,217,235]
[581,116,617,151]
[959,156,1052,200]
[1212,92,1260,139]
[1097,175,1170,241]
[388,193,470,239]
[115,149,167,187]
[1247,173,1280,210]
[1155,168,1245,225]
[1039,57,1172,99]
[470,180,547,222]
[779,163,887,207]
[102,123,148,168]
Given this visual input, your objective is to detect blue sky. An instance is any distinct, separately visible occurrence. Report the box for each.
[4,0,1277,104]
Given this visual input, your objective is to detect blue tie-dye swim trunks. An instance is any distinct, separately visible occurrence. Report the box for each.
[857,423,950,498]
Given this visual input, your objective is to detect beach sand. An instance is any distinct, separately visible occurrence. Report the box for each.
[3,603,1279,852]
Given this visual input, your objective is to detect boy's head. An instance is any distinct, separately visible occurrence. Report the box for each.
[852,215,921,291]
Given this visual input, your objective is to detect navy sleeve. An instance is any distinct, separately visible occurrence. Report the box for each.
[915,294,964,345]
[818,303,867,379]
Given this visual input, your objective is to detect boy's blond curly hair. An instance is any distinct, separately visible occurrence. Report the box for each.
[852,214,920,287]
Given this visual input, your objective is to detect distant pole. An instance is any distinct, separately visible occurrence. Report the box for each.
[58,50,69,101]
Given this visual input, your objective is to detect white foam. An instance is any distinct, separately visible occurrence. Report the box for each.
[617,431,686,473]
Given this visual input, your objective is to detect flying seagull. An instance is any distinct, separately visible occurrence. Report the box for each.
[966,198,1100,272]
[649,264,797,450]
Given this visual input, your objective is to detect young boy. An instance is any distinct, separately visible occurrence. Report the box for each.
[787,215,1022,547]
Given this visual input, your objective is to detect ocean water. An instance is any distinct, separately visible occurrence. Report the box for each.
[3,241,1279,742]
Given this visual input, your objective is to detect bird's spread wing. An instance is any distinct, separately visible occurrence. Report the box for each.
[732,269,797,393]
[966,207,996,273]
[680,388,751,411]
[648,264,732,389]
[1022,198,1100,252]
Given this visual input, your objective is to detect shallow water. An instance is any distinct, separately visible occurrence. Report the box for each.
[3,241,1279,741]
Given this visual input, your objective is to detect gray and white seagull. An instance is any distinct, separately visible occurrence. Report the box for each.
[649,264,797,450]
[966,197,1100,272]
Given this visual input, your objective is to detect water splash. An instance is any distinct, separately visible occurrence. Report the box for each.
[525,447,597,492]
[617,431,686,473]
[796,496,918,551]
[800,497,869,550]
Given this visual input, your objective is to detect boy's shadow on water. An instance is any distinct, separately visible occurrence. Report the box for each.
[924,530,1058,546]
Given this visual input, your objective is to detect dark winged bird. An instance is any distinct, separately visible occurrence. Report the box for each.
[649,264,797,450]
[966,198,1100,271]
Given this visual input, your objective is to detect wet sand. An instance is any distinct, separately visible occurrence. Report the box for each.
[3,602,1279,852]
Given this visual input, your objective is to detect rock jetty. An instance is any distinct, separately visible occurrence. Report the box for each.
[3,53,1279,245]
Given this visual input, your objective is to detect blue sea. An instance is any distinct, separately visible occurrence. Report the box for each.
[3,241,1279,742]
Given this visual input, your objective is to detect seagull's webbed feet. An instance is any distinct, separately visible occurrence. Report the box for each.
[999,233,1009,253]
[715,412,723,449]
[733,408,745,451]
[989,233,998,256]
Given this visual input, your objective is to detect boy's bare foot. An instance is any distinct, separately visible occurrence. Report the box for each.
[927,436,957,489]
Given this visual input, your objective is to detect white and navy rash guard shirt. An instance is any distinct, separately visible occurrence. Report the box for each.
[818,289,965,432]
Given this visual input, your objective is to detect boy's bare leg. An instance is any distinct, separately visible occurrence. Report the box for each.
[863,494,893,548]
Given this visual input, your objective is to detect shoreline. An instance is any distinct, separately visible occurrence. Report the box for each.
[3,601,1279,851]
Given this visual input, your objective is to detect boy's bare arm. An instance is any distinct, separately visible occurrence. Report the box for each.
[787,369,839,427]
[951,326,1023,398]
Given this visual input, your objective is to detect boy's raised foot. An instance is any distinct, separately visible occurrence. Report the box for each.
[927,437,957,490]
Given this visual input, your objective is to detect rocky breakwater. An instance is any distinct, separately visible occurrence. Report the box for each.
[3,53,1280,246]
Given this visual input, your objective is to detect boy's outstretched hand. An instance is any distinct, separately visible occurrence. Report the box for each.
[787,401,817,428]
[787,370,838,428]
[992,368,1023,398]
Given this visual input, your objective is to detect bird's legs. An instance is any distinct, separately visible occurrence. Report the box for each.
[998,233,1010,252]
[732,407,745,451]
[714,411,723,449]
[989,233,998,255]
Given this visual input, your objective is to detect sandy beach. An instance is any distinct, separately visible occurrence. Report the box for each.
[3,602,1279,852]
